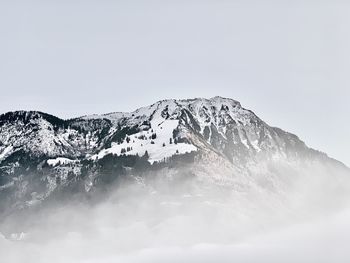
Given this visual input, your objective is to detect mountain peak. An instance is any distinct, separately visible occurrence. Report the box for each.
[0,110,65,126]
[173,96,241,108]
[209,96,241,106]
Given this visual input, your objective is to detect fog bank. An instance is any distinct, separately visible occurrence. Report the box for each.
[1,170,350,263]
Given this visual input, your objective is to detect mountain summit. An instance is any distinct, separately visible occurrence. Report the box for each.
[0,97,348,214]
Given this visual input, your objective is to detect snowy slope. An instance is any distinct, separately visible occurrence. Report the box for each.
[91,119,197,164]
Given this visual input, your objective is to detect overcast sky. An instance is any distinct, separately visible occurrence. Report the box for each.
[0,0,349,166]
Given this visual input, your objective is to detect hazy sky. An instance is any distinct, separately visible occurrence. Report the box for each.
[0,0,349,166]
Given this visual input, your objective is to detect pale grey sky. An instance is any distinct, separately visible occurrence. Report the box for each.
[0,0,349,166]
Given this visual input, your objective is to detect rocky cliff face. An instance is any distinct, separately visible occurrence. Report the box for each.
[0,97,348,215]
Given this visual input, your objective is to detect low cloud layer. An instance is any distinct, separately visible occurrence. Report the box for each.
[1,170,350,263]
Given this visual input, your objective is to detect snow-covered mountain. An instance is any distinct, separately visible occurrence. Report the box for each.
[0,97,348,215]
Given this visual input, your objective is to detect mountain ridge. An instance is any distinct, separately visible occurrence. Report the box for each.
[0,96,347,168]
[0,96,349,216]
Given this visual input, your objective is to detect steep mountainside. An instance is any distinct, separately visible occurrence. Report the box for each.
[0,97,348,215]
